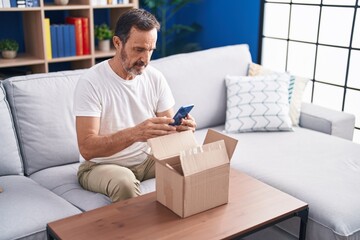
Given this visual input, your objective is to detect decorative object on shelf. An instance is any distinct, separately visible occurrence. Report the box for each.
[94,23,113,51]
[0,39,19,59]
[54,0,69,5]
[141,0,202,58]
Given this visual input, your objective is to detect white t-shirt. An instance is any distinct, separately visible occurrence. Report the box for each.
[73,60,175,166]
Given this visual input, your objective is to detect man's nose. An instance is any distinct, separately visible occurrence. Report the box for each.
[140,50,152,62]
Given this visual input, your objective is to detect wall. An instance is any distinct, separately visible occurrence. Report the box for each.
[176,0,261,63]
[0,0,262,63]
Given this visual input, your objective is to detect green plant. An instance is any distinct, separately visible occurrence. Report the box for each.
[0,39,19,52]
[141,0,202,58]
[94,23,114,41]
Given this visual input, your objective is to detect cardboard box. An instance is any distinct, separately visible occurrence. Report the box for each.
[147,129,238,218]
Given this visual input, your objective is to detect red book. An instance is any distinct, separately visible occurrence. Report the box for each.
[66,17,83,56]
[81,17,90,55]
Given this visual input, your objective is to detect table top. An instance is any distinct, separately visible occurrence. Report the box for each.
[47,169,308,240]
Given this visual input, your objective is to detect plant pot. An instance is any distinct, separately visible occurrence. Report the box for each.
[54,0,69,5]
[98,39,111,52]
[1,50,17,59]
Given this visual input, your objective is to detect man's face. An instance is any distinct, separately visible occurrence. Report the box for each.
[119,27,157,77]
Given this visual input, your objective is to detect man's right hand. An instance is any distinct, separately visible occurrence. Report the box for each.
[133,117,177,142]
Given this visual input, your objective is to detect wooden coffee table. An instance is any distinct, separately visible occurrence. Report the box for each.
[47,169,308,240]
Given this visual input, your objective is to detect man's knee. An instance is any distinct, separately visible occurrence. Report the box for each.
[107,172,140,202]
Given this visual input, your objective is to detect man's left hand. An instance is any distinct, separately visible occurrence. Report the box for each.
[176,114,197,132]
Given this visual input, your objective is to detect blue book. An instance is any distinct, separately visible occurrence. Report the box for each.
[56,25,65,58]
[50,25,58,58]
[10,0,17,7]
[62,25,71,57]
[68,25,76,56]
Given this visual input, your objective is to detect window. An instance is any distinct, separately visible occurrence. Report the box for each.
[260,0,360,143]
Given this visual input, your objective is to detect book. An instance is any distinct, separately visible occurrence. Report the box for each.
[63,25,71,57]
[81,17,90,55]
[3,0,11,8]
[16,0,25,7]
[66,17,83,56]
[10,0,17,7]
[56,25,64,58]
[50,25,58,58]
[69,25,76,56]
[44,18,52,60]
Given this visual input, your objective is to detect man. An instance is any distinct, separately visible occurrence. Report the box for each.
[73,9,196,202]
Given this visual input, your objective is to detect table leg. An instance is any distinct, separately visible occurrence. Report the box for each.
[46,225,57,240]
[297,207,309,240]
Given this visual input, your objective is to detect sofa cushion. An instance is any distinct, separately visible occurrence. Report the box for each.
[248,63,309,126]
[0,82,23,176]
[30,163,111,212]
[30,163,156,212]
[248,63,296,104]
[150,44,252,129]
[3,70,85,175]
[225,74,292,132]
[0,175,81,240]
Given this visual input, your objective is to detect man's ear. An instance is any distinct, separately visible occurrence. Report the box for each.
[113,36,122,50]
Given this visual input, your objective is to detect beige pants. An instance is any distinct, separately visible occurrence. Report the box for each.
[77,157,155,202]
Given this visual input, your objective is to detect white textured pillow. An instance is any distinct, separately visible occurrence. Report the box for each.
[248,63,309,126]
[225,73,293,133]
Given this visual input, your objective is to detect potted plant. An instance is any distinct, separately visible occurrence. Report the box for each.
[0,39,19,59]
[94,23,113,51]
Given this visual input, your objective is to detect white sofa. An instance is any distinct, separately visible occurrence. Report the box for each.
[1,44,359,240]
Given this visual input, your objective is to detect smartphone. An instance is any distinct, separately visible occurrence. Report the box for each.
[170,104,194,126]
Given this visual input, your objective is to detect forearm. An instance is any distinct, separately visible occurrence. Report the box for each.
[79,127,138,161]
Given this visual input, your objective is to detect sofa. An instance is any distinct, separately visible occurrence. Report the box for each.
[1,44,359,240]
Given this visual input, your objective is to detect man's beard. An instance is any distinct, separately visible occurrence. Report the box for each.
[120,48,146,77]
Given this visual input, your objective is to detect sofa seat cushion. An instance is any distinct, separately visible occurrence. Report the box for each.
[194,126,360,240]
[0,83,23,176]
[30,163,156,212]
[0,175,81,240]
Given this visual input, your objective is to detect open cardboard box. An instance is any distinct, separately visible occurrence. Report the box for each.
[147,129,238,218]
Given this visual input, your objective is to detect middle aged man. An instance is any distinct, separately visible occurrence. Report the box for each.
[73,8,197,202]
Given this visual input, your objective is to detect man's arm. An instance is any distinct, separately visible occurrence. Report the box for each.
[76,115,176,161]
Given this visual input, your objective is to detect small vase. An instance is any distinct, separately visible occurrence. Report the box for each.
[98,40,111,51]
[54,0,69,5]
[1,50,17,59]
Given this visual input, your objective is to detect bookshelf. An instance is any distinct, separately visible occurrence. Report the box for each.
[0,0,138,76]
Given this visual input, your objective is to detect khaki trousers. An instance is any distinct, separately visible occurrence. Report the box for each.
[77,157,155,202]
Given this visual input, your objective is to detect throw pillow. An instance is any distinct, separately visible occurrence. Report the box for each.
[248,63,309,126]
[225,73,293,133]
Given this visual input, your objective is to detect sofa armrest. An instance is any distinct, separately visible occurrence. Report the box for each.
[299,102,355,140]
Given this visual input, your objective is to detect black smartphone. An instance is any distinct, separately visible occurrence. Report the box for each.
[170,104,194,126]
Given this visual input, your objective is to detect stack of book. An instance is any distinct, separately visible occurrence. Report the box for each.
[0,0,39,8]
[44,17,90,59]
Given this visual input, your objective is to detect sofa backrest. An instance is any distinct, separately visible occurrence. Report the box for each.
[150,44,252,129]
[0,82,23,176]
[3,70,85,175]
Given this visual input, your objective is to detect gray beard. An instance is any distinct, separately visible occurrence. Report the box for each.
[120,48,146,77]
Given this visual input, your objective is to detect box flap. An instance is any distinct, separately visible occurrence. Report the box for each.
[180,140,229,176]
[148,130,197,160]
[203,129,238,160]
